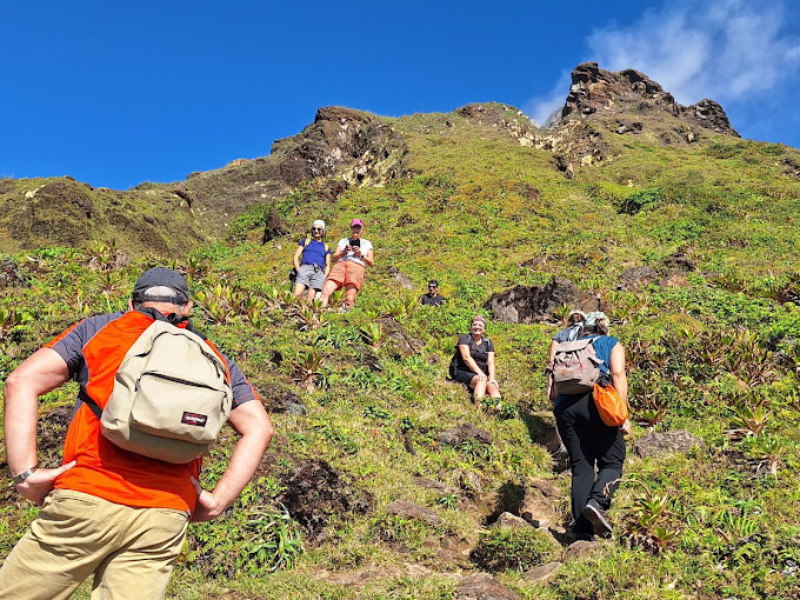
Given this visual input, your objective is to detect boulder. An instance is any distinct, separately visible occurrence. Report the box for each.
[485,277,601,324]
[454,573,521,600]
[519,479,562,530]
[438,424,493,447]
[524,561,563,582]
[633,430,705,459]
[562,540,601,562]
[494,512,529,529]
[386,499,441,527]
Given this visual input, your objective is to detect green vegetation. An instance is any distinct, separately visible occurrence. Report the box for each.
[1,102,800,598]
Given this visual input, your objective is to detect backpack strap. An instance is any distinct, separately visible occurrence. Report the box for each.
[78,388,103,420]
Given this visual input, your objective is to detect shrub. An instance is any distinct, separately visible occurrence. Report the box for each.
[471,526,556,572]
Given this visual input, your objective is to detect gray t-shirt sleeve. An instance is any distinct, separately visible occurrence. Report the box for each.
[224,356,259,409]
[47,313,123,376]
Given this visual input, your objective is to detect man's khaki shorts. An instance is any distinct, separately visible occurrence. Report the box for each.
[0,489,189,600]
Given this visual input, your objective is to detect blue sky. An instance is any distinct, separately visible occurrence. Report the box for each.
[2,0,799,190]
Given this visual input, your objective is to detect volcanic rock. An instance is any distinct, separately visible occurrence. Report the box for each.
[486,277,601,324]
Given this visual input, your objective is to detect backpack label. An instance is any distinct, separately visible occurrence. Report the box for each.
[181,412,208,427]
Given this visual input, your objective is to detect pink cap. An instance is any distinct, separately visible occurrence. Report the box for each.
[350,219,364,227]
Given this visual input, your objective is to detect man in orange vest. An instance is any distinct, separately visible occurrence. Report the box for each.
[1,267,273,599]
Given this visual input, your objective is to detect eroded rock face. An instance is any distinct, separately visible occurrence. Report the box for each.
[485,277,601,324]
[633,430,705,459]
[454,573,521,600]
[272,106,408,187]
[561,62,739,137]
[276,459,373,539]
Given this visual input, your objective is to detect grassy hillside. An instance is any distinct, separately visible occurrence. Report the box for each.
[1,98,800,599]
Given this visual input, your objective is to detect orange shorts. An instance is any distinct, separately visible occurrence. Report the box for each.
[327,261,366,291]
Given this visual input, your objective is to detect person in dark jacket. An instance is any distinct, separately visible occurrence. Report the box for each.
[552,311,630,540]
[419,279,445,307]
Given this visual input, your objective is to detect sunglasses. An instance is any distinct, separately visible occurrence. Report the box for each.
[428,285,437,289]
[311,228,322,232]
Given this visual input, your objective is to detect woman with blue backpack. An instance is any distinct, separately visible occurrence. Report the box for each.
[292,220,332,302]
[549,311,630,541]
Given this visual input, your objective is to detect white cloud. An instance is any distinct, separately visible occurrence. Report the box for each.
[523,71,572,127]
[585,0,800,105]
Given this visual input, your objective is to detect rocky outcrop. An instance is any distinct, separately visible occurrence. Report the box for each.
[272,106,408,187]
[485,277,602,324]
[560,62,739,137]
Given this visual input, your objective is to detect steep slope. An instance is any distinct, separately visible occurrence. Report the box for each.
[1,63,800,600]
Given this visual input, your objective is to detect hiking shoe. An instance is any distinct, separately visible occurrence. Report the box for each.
[582,499,613,538]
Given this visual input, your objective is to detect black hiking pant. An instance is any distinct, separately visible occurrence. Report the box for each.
[555,391,626,535]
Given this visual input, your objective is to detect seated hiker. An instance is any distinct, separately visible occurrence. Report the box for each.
[448,315,501,404]
[320,219,374,309]
[293,219,332,302]
[550,311,630,541]
[419,279,445,307]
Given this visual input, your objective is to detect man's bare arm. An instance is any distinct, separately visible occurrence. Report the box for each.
[4,348,76,504]
[192,399,273,522]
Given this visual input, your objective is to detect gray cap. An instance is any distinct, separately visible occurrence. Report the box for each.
[132,267,190,303]
[583,311,608,328]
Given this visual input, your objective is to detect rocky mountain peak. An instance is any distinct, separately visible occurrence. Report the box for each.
[561,62,739,137]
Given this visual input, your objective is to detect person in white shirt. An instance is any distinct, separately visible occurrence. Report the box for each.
[319,219,375,309]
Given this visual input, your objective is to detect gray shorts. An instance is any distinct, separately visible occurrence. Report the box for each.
[295,264,326,290]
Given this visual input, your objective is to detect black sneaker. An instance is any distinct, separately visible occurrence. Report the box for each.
[582,499,613,538]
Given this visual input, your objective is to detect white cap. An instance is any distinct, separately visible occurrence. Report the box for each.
[311,219,326,235]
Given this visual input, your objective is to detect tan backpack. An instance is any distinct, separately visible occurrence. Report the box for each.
[549,337,604,395]
[94,320,233,463]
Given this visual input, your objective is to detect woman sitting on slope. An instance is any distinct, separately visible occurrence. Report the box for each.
[448,315,502,405]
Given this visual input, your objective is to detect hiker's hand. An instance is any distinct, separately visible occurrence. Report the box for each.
[621,419,632,435]
[190,477,223,522]
[477,373,487,382]
[15,461,76,506]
